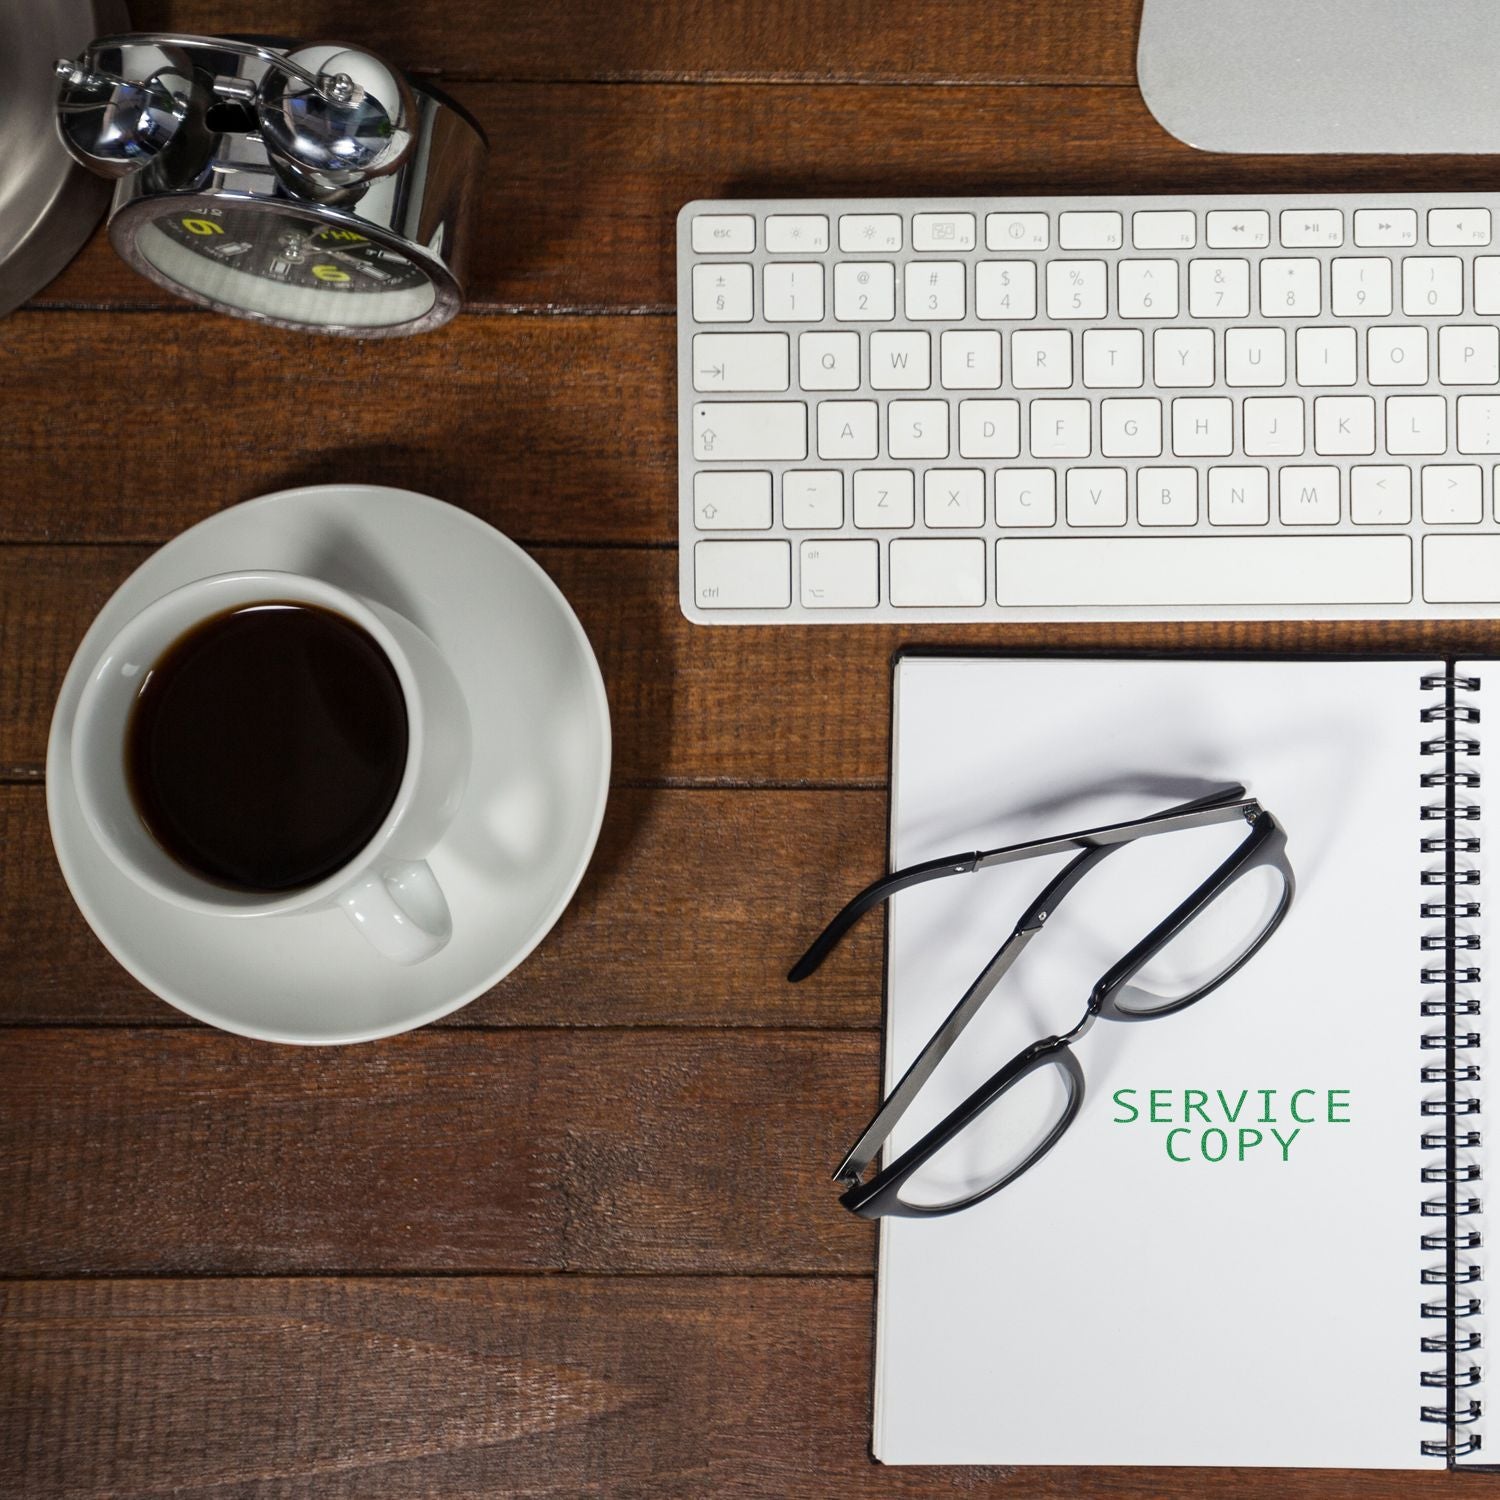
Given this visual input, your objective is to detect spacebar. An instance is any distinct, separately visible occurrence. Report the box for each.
[995,536,1413,607]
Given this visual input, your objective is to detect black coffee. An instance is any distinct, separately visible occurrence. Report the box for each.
[126,602,409,892]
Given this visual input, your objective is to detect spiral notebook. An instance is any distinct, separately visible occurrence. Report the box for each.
[874,653,1492,1469]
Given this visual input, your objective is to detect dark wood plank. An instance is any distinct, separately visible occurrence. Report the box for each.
[0,1276,1469,1500]
[31,83,1496,314]
[0,785,886,1027]
[0,1028,872,1275]
[2,543,1491,790]
[116,0,1142,84]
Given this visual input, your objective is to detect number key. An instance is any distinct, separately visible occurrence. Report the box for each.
[1188,258,1250,318]
[833,261,896,321]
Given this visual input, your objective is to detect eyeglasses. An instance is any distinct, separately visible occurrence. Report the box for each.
[788,784,1295,1219]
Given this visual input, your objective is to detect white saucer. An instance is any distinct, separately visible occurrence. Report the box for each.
[46,485,611,1044]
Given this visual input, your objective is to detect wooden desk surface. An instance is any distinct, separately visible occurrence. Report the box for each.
[5,2,1500,1494]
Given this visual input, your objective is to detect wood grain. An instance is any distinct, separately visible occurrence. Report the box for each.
[0,785,887,1027]
[5,542,1496,788]
[124,0,1141,84]
[0,1028,874,1276]
[32,83,1497,315]
[0,1276,1476,1500]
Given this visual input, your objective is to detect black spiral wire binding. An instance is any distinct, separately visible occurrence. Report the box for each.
[1419,673,1484,1461]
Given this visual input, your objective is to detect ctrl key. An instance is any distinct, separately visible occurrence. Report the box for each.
[694,540,791,610]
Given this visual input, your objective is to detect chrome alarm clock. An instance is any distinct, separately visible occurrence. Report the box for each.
[54,33,486,336]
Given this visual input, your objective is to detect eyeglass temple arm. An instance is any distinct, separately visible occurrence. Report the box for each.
[833,843,1110,1185]
[790,783,1253,983]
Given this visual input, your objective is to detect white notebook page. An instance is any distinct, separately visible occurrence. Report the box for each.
[875,657,1435,1468]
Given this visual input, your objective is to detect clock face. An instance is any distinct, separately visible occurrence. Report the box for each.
[134,203,440,330]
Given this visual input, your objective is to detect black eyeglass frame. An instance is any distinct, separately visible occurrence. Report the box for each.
[788,785,1295,1220]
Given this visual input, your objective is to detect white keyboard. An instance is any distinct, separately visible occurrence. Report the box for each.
[677,193,1500,624]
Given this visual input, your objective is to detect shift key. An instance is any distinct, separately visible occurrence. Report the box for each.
[693,401,807,461]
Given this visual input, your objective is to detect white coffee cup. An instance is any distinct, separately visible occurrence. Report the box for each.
[70,570,471,964]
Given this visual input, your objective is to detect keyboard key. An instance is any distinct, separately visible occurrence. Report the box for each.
[1476,258,1500,314]
[1278,466,1340,524]
[1118,260,1179,318]
[1260,258,1321,317]
[1099,397,1162,457]
[1403,257,1463,315]
[1012,329,1073,389]
[1350,465,1413,524]
[691,332,790,392]
[913,212,976,251]
[1066,468,1128,526]
[853,469,916,528]
[1154,328,1215,387]
[995,468,1057,526]
[694,471,773,529]
[799,330,861,391]
[1429,208,1491,247]
[1426,535,1500,601]
[1225,327,1286,387]
[1046,260,1108,319]
[924,469,986,527]
[763,263,824,322]
[1137,467,1198,525]
[1030,398,1091,458]
[869,330,931,390]
[1209,466,1271,525]
[1082,329,1144,389]
[833,261,896,320]
[975,261,1037,319]
[1314,395,1376,455]
[1280,209,1343,247]
[1131,210,1196,249]
[1438,326,1500,385]
[692,263,753,322]
[816,400,878,459]
[958,398,1021,458]
[1368,327,1427,386]
[694,540,791,609]
[1386,395,1448,455]
[986,212,1049,250]
[888,400,950,458]
[800,539,878,608]
[839,214,902,252]
[1058,211,1123,250]
[1171,396,1233,456]
[1243,396,1305,456]
[890,538,986,606]
[1353,209,1418,247]
[994,536,1412,606]
[940,330,1002,389]
[783,470,843,529]
[904,261,965,320]
[1188,258,1249,318]
[1458,395,1500,453]
[1422,464,1483,523]
[1331,257,1392,316]
[1296,327,1357,386]
[765,214,829,253]
[1205,210,1270,249]
[694,401,806,461]
[691,214,755,253]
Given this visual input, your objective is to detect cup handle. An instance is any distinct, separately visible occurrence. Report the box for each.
[336,860,452,964]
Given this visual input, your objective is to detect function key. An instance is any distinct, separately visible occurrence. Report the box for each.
[913,212,977,251]
[691,214,756,254]
[1280,209,1344,247]
[1205,210,1270,248]
[1059,210,1124,249]
[765,214,830,253]
[1132,210,1196,249]
[1353,208,1418,247]
[1429,207,1492,247]
[839,213,903,252]
[986,211,1049,250]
